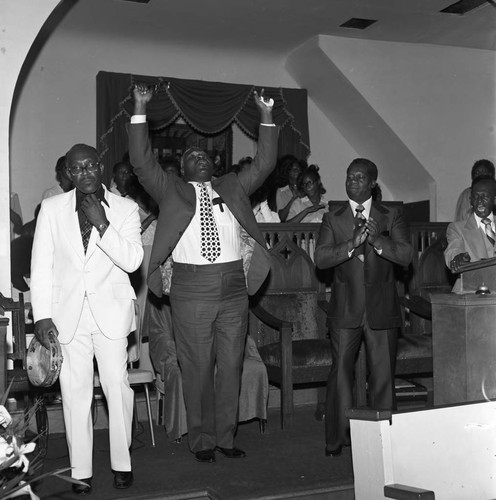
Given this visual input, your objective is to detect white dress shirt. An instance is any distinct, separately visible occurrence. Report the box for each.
[173,181,241,264]
[474,212,495,233]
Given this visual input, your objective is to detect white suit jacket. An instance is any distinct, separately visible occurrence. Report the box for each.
[30,186,144,343]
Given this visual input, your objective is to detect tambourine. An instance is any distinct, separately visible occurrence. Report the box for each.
[26,331,63,387]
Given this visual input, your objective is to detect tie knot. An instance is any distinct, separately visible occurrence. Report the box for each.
[483,218,492,226]
[356,205,365,217]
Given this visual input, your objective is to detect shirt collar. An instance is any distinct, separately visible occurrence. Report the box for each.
[474,212,494,228]
[75,185,109,212]
[349,197,372,217]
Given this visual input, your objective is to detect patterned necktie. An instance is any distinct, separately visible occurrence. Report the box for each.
[199,183,221,262]
[482,218,496,246]
[354,205,366,261]
[79,216,92,253]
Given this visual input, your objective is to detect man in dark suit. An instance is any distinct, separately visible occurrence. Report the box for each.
[315,158,413,457]
[128,84,277,463]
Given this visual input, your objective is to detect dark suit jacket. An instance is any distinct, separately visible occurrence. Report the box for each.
[315,202,413,330]
[128,122,278,297]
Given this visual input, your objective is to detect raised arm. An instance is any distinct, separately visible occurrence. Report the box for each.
[128,84,169,204]
[237,90,278,196]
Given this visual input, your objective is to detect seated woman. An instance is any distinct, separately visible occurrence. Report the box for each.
[286,164,328,223]
[274,155,306,222]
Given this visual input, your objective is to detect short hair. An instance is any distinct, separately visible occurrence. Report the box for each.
[159,155,180,175]
[65,144,98,167]
[471,175,496,192]
[113,161,132,175]
[347,158,378,181]
[471,159,495,180]
[55,156,66,182]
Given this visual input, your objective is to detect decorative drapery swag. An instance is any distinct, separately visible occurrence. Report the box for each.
[97,71,310,186]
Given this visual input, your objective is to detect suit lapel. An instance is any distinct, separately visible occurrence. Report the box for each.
[464,215,490,258]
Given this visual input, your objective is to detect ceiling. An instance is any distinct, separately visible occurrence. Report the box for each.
[56,0,496,54]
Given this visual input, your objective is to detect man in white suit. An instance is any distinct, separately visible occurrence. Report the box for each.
[31,144,143,494]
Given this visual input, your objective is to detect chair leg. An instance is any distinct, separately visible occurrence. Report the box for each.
[133,396,139,431]
[259,419,266,434]
[143,383,156,447]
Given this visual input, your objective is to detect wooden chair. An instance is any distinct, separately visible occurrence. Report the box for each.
[94,301,156,446]
[249,232,334,429]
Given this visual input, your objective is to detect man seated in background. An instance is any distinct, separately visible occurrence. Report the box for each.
[445,177,496,292]
[41,155,74,200]
[454,159,495,221]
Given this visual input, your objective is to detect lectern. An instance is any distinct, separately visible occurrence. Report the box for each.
[431,257,496,406]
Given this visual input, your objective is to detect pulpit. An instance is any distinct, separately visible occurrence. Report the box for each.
[431,257,496,406]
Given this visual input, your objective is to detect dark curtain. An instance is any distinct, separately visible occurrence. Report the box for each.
[96,71,310,186]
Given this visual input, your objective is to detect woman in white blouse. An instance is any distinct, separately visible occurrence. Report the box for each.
[286,164,328,223]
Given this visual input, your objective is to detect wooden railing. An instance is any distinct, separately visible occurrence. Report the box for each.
[258,223,320,261]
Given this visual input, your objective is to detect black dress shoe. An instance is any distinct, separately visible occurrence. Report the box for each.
[113,471,134,489]
[72,477,92,495]
[215,446,247,458]
[195,449,216,463]
[325,445,343,457]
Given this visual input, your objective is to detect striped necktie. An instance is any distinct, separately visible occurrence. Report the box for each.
[79,217,92,253]
[354,205,365,261]
[482,218,495,246]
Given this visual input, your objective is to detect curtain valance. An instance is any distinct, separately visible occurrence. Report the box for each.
[96,71,310,186]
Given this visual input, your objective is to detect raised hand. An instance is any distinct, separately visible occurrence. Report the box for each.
[253,89,273,124]
[133,83,154,114]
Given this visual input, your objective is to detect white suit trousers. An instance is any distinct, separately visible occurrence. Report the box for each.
[59,299,134,479]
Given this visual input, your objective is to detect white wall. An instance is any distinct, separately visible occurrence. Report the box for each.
[0,0,60,295]
[9,10,495,223]
[319,36,496,221]
[10,26,362,221]
[11,29,354,219]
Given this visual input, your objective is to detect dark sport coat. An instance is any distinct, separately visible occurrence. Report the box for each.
[128,121,278,297]
[315,202,413,330]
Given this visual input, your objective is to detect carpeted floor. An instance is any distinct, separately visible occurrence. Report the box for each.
[31,405,354,500]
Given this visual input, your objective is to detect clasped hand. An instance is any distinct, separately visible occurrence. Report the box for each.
[352,217,380,248]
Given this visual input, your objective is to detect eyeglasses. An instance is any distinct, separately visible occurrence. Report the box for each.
[68,162,101,176]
